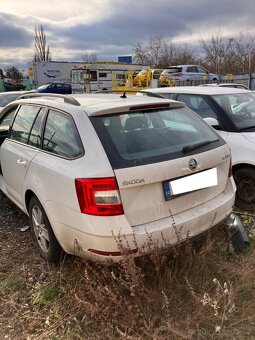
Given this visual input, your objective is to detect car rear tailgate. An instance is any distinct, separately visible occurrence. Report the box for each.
[114,145,231,226]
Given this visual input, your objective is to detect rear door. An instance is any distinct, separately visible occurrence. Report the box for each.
[197,66,209,80]
[186,66,198,80]
[0,105,45,206]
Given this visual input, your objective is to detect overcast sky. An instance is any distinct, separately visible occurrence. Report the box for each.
[1,0,255,71]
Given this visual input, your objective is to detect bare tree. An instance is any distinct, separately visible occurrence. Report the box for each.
[174,44,199,66]
[133,35,199,68]
[199,29,227,74]
[5,66,23,80]
[235,33,255,73]
[133,30,255,74]
[33,25,52,62]
[200,30,255,74]
[147,35,164,67]
[159,41,176,67]
[219,38,237,74]
[81,52,98,63]
[133,42,150,65]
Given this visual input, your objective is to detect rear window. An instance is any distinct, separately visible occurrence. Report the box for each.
[38,84,49,90]
[90,107,224,169]
[139,70,148,75]
[162,67,182,74]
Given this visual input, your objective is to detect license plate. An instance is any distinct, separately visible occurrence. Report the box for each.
[163,168,218,200]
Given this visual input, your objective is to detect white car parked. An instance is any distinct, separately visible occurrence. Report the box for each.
[0,93,236,263]
[139,86,255,211]
[200,83,250,90]
[159,65,219,85]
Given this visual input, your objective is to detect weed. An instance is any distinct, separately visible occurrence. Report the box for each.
[33,285,59,305]
[74,229,228,339]
[1,188,255,339]
[200,278,236,331]
[3,276,25,291]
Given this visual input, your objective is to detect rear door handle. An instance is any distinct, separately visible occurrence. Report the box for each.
[17,159,27,167]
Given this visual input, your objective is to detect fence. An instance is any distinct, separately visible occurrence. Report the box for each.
[168,73,255,90]
[1,73,255,93]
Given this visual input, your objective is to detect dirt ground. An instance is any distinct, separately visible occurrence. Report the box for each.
[0,192,88,340]
[1,190,255,339]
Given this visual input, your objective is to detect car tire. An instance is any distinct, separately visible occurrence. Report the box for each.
[234,167,255,212]
[29,196,63,262]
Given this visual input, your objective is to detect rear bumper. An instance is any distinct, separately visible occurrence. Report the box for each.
[47,177,236,263]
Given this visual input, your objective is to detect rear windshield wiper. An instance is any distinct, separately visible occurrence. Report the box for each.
[240,126,255,132]
[182,139,218,153]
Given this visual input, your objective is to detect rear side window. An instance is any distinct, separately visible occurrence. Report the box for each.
[28,107,46,148]
[42,109,83,158]
[197,67,207,74]
[91,107,224,169]
[153,71,161,79]
[0,108,17,132]
[186,66,198,72]
[10,105,41,144]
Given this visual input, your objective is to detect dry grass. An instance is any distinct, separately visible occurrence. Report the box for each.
[1,191,255,339]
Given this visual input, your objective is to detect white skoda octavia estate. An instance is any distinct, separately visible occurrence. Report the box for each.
[0,93,236,262]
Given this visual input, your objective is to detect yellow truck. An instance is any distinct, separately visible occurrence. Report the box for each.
[133,69,163,87]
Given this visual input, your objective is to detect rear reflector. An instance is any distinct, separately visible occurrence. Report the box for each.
[75,177,124,216]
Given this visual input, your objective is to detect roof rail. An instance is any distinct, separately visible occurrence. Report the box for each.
[16,93,81,106]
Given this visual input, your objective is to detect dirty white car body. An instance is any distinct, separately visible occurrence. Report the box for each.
[0,93,236,262]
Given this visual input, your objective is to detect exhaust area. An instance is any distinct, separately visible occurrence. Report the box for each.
[225,212,251,253]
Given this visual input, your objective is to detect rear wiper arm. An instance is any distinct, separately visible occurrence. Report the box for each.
[240,126,255,132]
[182,140,218,153]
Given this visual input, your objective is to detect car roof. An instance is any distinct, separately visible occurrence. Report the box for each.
[200,83,249,88]
[40,83,70,86]
[164,65,201,68]
[5,93,185,117]
[142,86,251,95]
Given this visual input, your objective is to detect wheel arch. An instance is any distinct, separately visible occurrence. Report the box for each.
[232,163,255,211]
[27,193,63,262]
[25,189,36,214]
[232,162,255,175]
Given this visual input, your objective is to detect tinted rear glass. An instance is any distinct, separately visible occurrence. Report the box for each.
[162,67,182,74]
[90,107,224,169]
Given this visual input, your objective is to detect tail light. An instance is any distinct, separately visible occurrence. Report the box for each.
[174,73,183,77]
[75,177,124,216]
